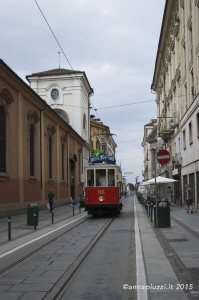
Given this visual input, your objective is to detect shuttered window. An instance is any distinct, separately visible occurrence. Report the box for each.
[0,107,6,172]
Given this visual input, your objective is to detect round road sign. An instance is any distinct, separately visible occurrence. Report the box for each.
[156,149,170,165]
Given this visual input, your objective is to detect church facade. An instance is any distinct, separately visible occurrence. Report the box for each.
[0,60,86,214]
[26,68,94,171]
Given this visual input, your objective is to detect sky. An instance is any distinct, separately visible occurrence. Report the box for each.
[1,0,165,184]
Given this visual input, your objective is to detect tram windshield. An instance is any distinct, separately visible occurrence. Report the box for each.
[86,168,116,187]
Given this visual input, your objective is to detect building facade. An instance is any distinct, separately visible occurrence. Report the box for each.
[142,120,157,181]
[0,59,85,214]
[26,68,93,171]
[90,116,117,156]
[151,0,199,207]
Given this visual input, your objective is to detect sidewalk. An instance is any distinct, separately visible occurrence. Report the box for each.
[0,204,83,249]
[135,198,199,299]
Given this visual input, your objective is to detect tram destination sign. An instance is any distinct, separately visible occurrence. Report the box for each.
[89,154,116,164]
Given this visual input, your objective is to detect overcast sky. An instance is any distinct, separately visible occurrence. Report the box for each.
[1,0,165,184]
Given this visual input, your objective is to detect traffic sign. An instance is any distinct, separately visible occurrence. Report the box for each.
[156,149,170,165]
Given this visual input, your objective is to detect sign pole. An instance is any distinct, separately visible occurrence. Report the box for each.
[154,153,158,228]
[155,149,170,227]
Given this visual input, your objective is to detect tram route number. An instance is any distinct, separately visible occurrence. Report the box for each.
[98,190,105,195]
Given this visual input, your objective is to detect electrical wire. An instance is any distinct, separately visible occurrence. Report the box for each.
[34,0,103,121]
[96,100,155,110]
[34,0,74,72]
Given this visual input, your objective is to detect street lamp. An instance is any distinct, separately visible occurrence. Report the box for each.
[135,176,139,191]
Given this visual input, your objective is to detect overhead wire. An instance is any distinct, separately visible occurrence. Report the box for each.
[50,99,156,110]
[34,0,74,71]
[34,0,102,121]
[96,100,155,110]
[33,1,190,123]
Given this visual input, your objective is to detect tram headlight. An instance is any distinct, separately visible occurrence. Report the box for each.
[99,196,104,202]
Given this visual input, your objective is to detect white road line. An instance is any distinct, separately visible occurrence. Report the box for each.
[0,214,86,259]
[134,198,148,300]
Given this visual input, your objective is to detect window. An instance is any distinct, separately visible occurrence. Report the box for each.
[189,122,193,144]
[197,113,199,138]
[54,109,69,124]
[49,135,53,179]
[47,124,56,180]
[108,169,115,186]
[183,129,186,149]
[27,111,39,179]
[96,169,106,186]
[0,107,6,173]
[0,89,14,176]
[83,113,86,130]
[61,143,65,180]
[87,169,94,186]
[60,134,67,181]
[51,88,59,101]
[29,124,35,176]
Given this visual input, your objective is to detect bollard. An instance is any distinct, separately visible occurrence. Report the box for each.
[73,205,75,216]
[154,205,157,227]
[51,210,54,224]
[151,205,153,222]
[33,213,37,231]
[8,216,11,240]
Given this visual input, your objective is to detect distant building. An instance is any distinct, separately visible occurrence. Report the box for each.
[90,116,117,156]
[0,59,85,214]
[142,119,157,181]
[151,0,199,207]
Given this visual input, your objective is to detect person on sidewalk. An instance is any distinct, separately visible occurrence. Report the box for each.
[48,189,55,213]
[166,186,172,211]
[185,184,193,214]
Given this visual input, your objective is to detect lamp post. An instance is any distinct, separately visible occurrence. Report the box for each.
[135,176,139,192]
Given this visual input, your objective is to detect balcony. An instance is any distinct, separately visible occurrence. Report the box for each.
[161,127,175,142]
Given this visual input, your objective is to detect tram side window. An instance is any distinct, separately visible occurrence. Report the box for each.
[96,169,106,186]
[108,169,115,186]
[87,169,94,186]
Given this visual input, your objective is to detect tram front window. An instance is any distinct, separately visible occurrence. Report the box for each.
[87,170,94,186]
[97,169,106,186]
[108,169,115,186]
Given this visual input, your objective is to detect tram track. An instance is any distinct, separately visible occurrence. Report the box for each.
[45,217,115,300]
[0,213,116,300]
[0,214,91,275]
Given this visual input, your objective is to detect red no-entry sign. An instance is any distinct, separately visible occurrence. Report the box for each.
[156,149,170,165]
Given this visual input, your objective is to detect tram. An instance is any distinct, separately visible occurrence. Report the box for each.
[85,153,123,215]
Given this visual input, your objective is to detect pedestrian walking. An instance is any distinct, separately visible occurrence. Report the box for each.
[185,184,193,214]
[166,186,172,210]
[166,186,172,204]
[48,189,55,213]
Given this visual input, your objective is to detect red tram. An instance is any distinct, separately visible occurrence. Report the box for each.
[85,155,123,215]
